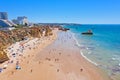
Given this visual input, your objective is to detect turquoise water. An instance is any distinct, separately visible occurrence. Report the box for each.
[64,24,120,80]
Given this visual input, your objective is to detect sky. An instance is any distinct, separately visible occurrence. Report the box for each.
[0,0,120,24]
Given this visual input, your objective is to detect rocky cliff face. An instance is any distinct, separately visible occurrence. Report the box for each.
[0,26,53,63]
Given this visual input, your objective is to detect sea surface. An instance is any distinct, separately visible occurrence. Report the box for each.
[64,24,120,80]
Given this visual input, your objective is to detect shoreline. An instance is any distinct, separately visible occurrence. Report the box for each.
[70,31,110,80]
[71,31,98,66]
[0,30,109,80]
[80,51,98,66]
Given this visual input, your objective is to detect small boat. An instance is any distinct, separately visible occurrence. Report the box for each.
[81,30,93,35]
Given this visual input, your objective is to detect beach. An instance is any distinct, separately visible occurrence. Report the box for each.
[0,30,109,80]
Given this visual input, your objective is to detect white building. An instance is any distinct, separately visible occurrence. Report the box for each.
[12,16,29,25]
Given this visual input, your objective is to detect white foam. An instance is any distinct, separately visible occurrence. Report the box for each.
[118,63,120,66]
[112,58,116,61]
[70,31,98,66]
[88,51,92,54]
[71,32,81,47]
[80,51,98,66]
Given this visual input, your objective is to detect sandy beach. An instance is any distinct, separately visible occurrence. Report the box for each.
[0,30,109,80]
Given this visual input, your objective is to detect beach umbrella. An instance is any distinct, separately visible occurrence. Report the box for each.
[3,64,8,69]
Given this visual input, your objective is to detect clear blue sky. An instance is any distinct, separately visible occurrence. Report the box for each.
[0,0,120,24]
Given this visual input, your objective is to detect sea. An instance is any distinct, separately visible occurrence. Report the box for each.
[64,24,120,80]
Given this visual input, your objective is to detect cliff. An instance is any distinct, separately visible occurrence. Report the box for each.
[0,26,53,63]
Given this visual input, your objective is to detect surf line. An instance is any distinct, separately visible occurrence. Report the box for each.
[70,31,98,66]
[80,51,98,66]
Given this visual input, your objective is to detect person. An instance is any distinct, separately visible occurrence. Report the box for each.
[31,69,33,72]
[57,69,59,72]
[0,68,3,73]
[16,61,19,65]
[80,68,83,72]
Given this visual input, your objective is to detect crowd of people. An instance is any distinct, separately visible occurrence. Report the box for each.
[0,37,45,73]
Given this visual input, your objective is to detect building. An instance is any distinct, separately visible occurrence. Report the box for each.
[0,19,16,30]
[0,19,17,27]
[0,12,8,20]
[12,16,29,25]
[12,19,19,24]
[0,12,16,27]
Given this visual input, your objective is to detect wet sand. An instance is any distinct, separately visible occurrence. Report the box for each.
[0,31,109,80]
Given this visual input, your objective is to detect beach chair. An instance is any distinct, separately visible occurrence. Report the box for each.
[16,65,21,70]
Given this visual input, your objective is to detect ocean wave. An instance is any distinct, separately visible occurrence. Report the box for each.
[70,31,98,66]
[71,32,81,47]
[81,51,98,66]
